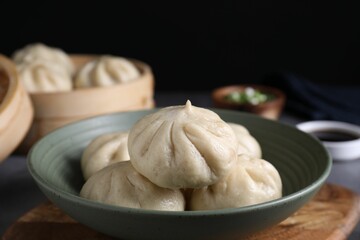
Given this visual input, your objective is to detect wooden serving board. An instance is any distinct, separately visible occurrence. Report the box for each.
[3,183,360,240]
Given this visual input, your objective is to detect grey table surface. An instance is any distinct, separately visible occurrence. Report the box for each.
[1,91,360,239]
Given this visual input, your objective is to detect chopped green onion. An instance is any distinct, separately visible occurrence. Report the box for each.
[224,87,274,105]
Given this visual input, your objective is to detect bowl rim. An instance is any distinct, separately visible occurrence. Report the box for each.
[27,108,332,216]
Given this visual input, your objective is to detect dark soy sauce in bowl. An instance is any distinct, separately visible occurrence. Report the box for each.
[311,130,359,142]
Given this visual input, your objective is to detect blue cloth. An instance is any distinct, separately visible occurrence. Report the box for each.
[261,73,360,125]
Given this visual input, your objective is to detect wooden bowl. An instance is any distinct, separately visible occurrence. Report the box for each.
[212,84,286,120]
[0,55,33,162]
[20,54,155,151]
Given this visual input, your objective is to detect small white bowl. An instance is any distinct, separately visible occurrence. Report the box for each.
[296,120,360,161]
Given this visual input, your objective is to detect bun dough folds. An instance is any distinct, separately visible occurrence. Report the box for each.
[189,154,282,210]
[227,122,262,158]
[12,42,75,76]
[81,132,130,181]
[16,60,72,93]
[74,55,140,88]
[80,161,185,211]
[128,100,238,189]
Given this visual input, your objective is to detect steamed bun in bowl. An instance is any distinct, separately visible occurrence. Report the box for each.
[128,100,238,189]
[228,122,262,158]
[190,154,282,210]
[81,131,130,181]
[80,161,185,211]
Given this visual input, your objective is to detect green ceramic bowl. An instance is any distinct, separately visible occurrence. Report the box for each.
[27,109,331,240]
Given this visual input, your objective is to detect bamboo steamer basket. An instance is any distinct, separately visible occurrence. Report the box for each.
[0,55,33,162]
[20,54,155,151]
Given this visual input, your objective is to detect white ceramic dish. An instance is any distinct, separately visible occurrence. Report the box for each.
[296,120,360,161]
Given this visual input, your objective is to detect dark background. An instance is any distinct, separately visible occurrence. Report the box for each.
[1,1,359,91]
